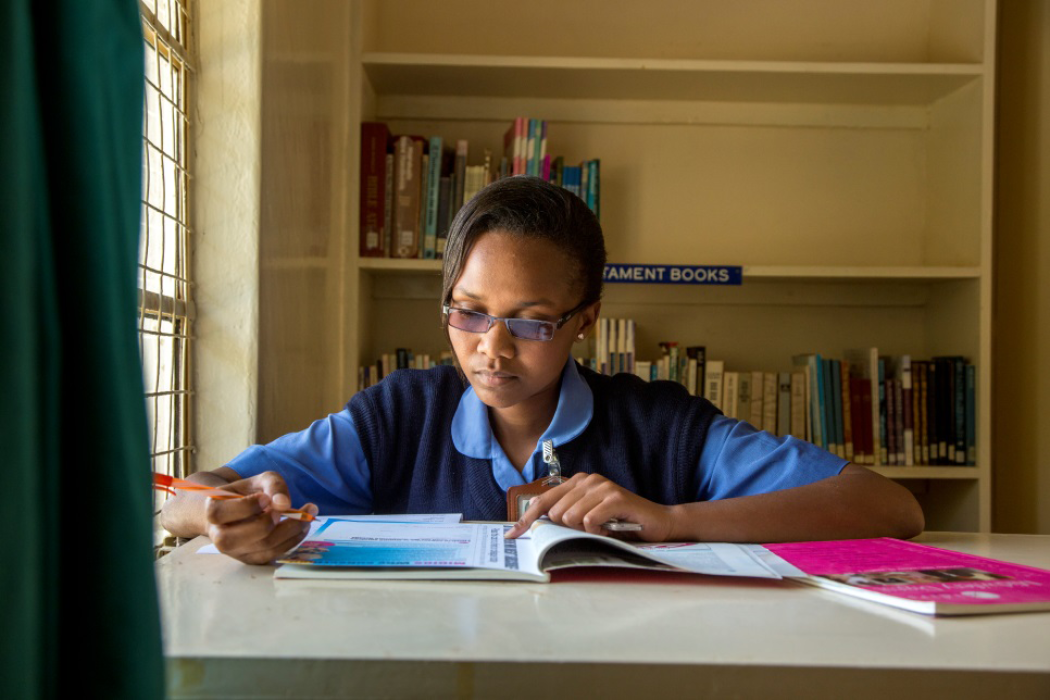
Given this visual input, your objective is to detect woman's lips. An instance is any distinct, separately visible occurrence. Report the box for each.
[475,370,517,387]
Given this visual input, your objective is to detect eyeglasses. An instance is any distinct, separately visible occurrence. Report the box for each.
[442,302,587,342]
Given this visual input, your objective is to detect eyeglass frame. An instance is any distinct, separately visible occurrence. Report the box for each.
[441,300,590,342]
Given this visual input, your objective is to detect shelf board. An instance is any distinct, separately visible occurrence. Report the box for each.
[873,466,981,480]
[359,258,443,273]
[363,53,983,106]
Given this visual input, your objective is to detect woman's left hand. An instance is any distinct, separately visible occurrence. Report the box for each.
[503,473,678,541]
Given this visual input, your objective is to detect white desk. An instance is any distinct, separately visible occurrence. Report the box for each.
[158,532,1050,699]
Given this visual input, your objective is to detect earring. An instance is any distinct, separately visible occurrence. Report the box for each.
[577,333,586,340]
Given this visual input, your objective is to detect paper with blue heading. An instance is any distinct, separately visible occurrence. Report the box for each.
[274,519,784,582]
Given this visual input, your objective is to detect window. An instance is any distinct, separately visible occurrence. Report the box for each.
[140,0,194,544]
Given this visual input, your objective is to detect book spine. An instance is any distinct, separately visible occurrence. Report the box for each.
[436,176,452,258]
[886,378,897,465]
[383,153,394,256]
[750,370,765,429]
[359,122,390,257]
[966,364,976,466]
[809,356,825,449]
[454,139,468,211]
[687,346,706,402]
[737,373,752,423]
[821,360,837,456]
[840,360,853,461]
[777,372,792,437]
[526,119,539,176]
[849,377,865,463]
[392,136,422,259]
[763,372,778,434]
[705,361,725,411]
[418,152,429,257]
[901,355,914,465]
[723,372,739,419]
[540,120,550,180]
[954,358,966,464]
[515,117,526,175]
[790,372,806,439]
[878,358,888,464]
[423,136,443,259]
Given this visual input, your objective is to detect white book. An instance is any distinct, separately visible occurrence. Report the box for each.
[777,372,792,437]
[723,372,739,419]
[634,360,652,382]
[749,370,765,429]
[791,372,807,439]
[762,372,778,434]
[737,373,753,425]
[704,360,725,410]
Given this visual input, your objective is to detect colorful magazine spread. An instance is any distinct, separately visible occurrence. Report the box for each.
[275,519,783,582]
[766,538,1050,616]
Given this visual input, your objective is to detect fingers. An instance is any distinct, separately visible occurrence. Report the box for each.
[223,471,294,511]
[504,473,612,539]
[208,509,312,565]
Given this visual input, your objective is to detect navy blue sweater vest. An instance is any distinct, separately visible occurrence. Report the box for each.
[347,364,722,520]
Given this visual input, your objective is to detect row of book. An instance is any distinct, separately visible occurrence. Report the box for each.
[358,119,601,260]
[358,349,455,391]
[577,319,976,467]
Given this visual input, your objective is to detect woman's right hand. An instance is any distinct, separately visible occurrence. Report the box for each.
[204,471,318,565]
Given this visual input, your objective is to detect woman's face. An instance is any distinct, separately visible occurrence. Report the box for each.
[448,230,598,417]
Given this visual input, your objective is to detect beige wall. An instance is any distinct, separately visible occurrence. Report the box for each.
[194,1,263,469]
[994,0,1050,533]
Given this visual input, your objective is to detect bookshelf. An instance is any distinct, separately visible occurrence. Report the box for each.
[262,0,996,531]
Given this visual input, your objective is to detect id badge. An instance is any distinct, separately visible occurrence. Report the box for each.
[506,440,565,521]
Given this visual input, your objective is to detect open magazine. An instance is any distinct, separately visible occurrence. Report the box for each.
[275,518,785,582]
[768,538,1050,616]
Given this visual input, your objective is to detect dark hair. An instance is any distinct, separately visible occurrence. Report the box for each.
[441,176,607,310]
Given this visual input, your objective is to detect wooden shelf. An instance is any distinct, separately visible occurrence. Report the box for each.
[873,466,982,480]
[363,53,982,106]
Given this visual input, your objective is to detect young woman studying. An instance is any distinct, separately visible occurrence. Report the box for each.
[161,177,924,564]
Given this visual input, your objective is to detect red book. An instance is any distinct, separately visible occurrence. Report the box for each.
[359,122,390,257]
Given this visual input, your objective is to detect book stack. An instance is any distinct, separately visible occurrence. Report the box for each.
[358,349,455,391]
[360,124,492,261]
[360,120,603,261]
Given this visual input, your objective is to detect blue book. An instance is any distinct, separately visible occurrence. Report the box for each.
[589,159,600,218]
[965,364,976,466]
[423,136,443,259]
[813,354,827,449]
[831,359,845,458]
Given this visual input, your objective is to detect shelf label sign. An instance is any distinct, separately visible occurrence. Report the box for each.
[603,264,742,285]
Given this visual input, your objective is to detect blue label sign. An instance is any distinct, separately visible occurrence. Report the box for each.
[603,264,742,285]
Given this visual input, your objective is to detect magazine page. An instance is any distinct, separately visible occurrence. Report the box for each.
[199,513,464,555]
[529,522,781,579]
[277,520,544,579]
[766,538,1050,613]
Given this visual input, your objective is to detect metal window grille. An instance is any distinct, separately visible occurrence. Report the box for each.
[140,0,195,544]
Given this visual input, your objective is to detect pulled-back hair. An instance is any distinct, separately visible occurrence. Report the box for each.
[440,176,607,311]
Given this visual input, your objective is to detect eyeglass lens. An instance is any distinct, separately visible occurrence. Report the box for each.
[448,309,555,341]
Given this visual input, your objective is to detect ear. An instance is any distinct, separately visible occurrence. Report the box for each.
[574,301,601,340]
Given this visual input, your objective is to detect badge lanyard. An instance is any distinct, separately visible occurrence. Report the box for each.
[506,439,565,521]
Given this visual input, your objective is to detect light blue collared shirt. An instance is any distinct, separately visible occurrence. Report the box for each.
[229,360,847,513]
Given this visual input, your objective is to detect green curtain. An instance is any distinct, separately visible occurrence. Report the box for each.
[1,0,164,698]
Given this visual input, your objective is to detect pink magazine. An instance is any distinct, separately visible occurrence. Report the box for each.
[765,538,1050,616]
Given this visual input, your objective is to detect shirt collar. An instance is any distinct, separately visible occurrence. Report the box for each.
[451,358,594,485]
